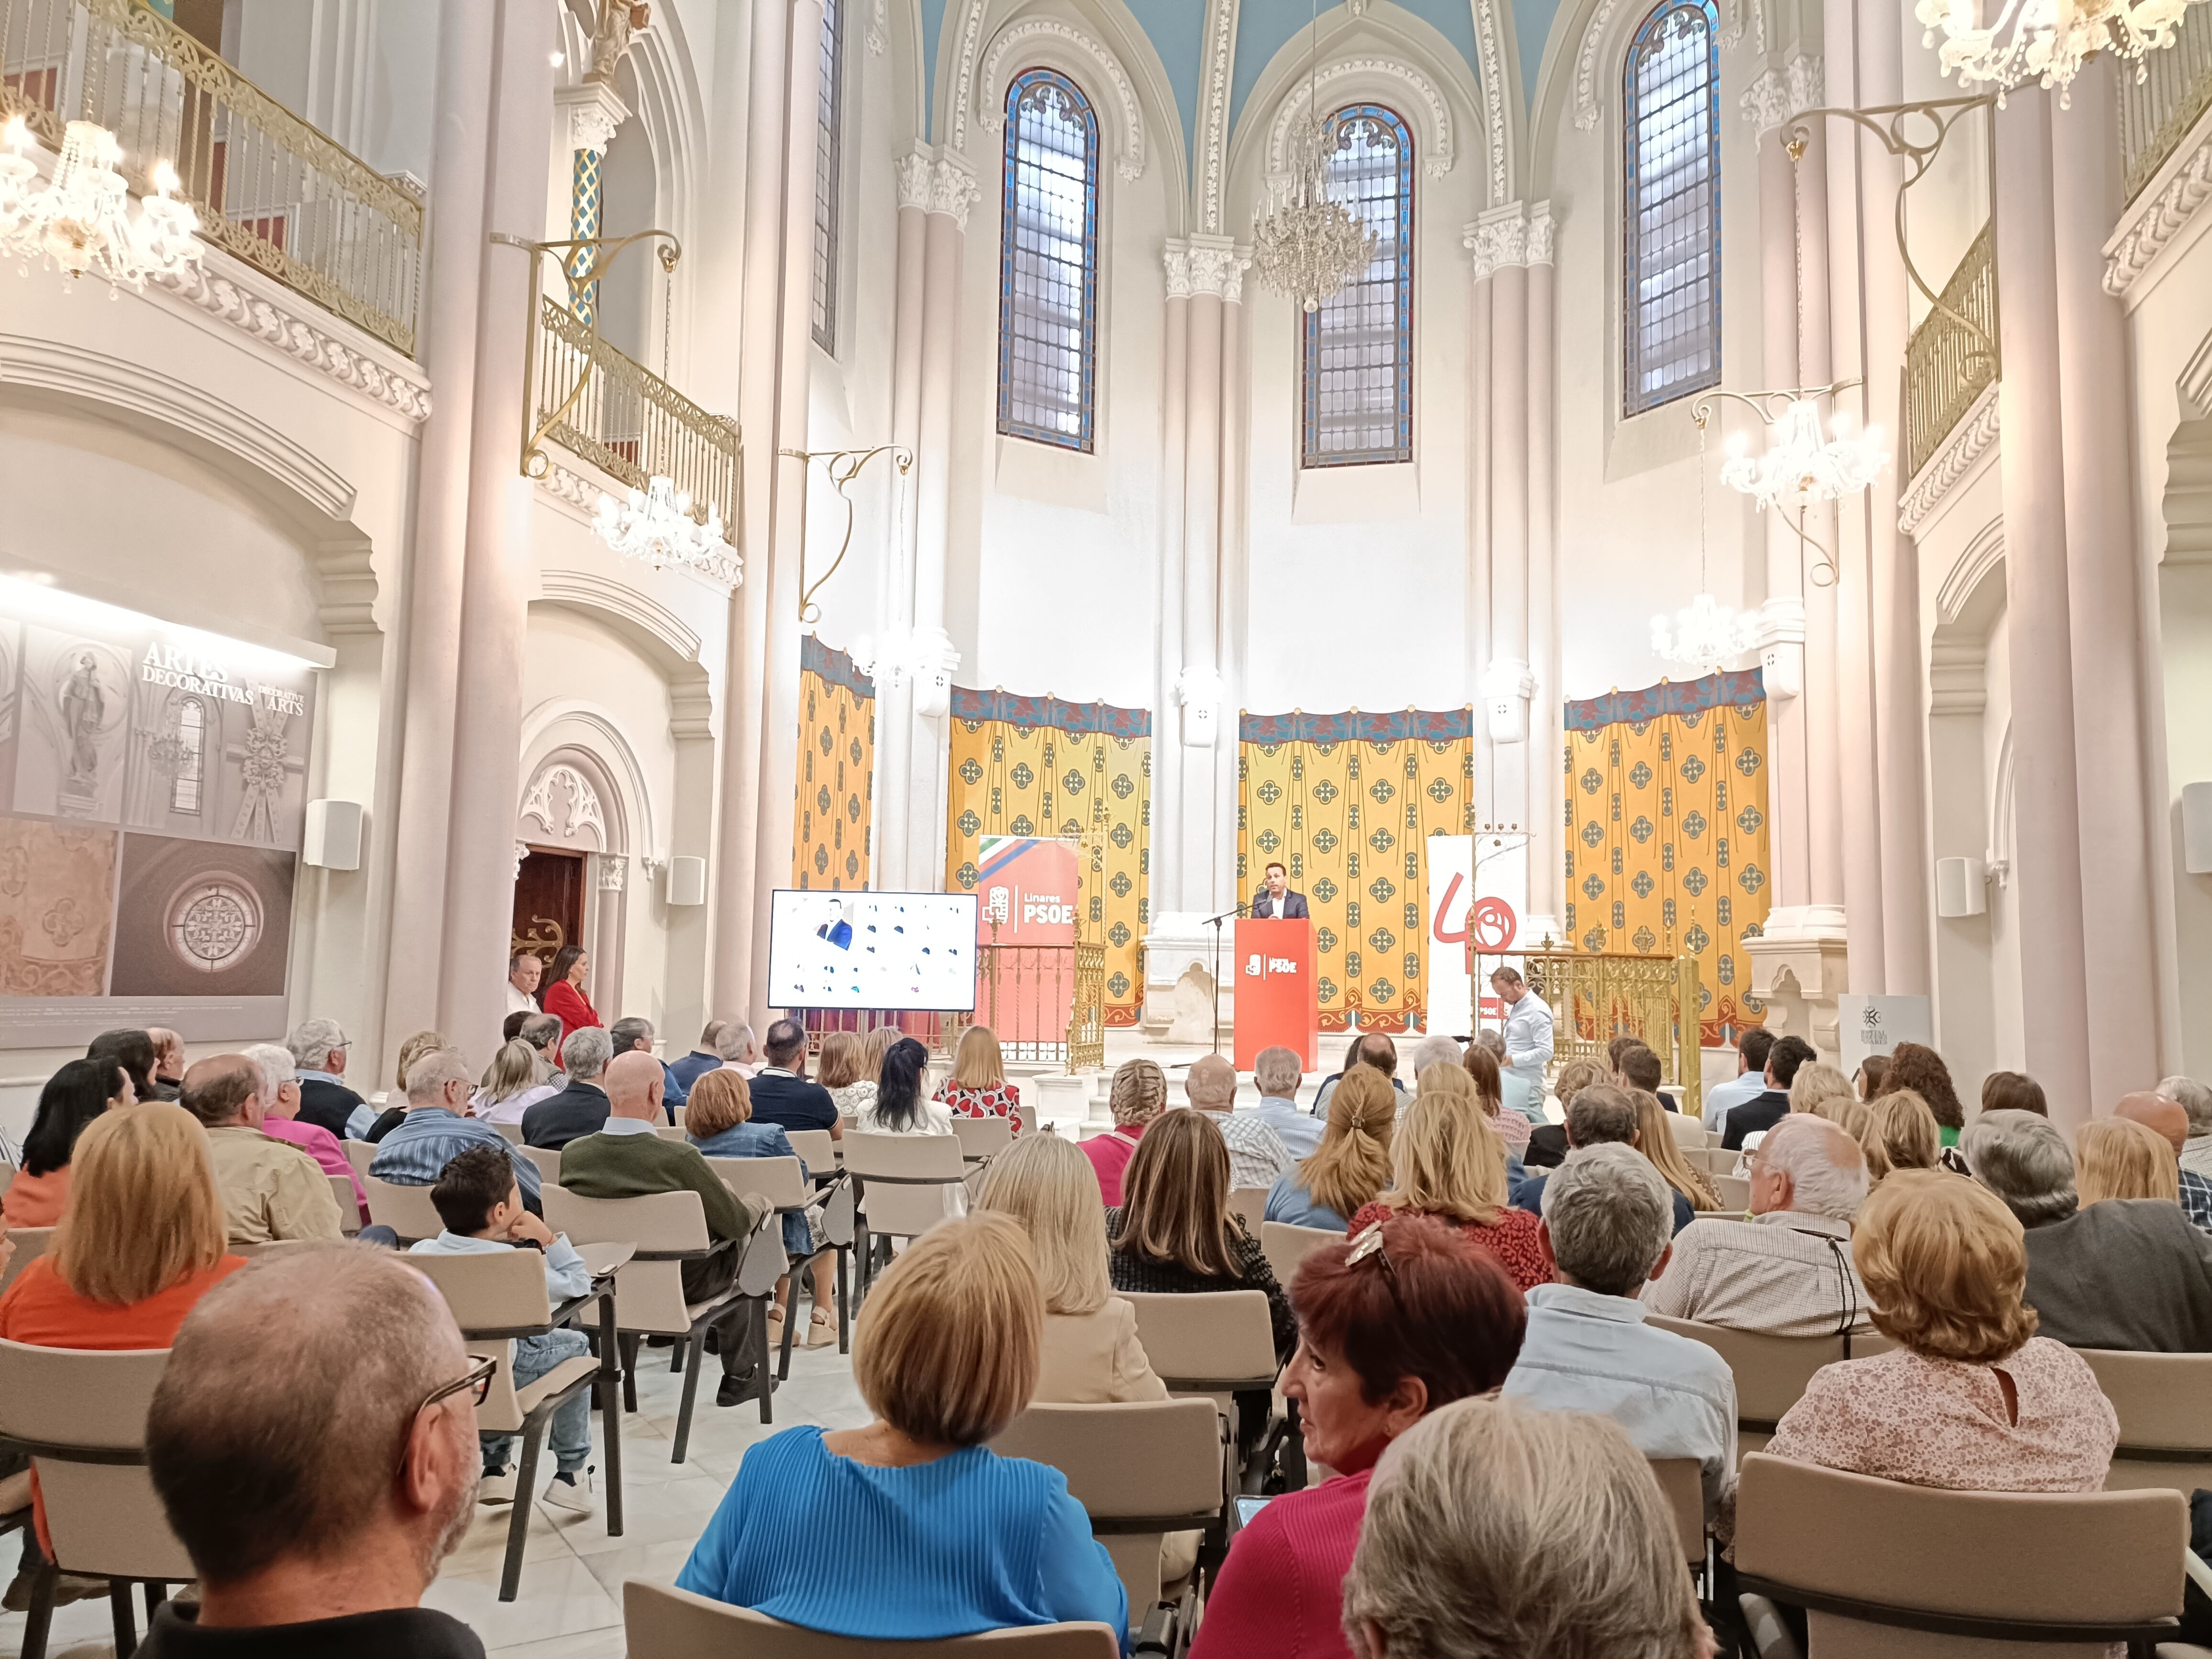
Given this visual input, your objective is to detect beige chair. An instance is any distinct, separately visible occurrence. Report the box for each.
[518,1144,565,1183]
[0,1161,14,1197]
[785,1127,838,1176]
[2078,1348,2212,1496]
[409,1247,622,1601]
[0,1339,191,1659]
[704,1153,835,1376]
[655,1125,689,1143]
[1732,1451,2188,1658]
[842,1132,968,1296]
[1645,1315,1880,1455]
[361,1174,445,1242]
[1714,1173,1752,1211]
[951,1115,1014,1162]
[623,1581,1122,1659]
[1648,1456,1706,1577]
[542,1185,770,1458]
[1688,1144,1740,1176]
[1118,1289,1282,1486]
[0,1225,53,1296]
[1668,1111,1708,1149]
[493,1120,526,1144]
[1260,1220,1340,1286]
[1014,1102,1039,1135]
[1227,1187,1269,1238]
[341,1137,376,1178]
[328,1172,363,1235]
[992,1398,1228,1616]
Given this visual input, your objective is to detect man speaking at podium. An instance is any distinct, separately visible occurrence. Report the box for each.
[1251,861,1308,920]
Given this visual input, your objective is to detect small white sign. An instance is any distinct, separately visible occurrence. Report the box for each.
[1836,994,1933,1073]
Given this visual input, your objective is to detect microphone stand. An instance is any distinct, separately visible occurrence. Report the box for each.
[1204,902,1250,1059]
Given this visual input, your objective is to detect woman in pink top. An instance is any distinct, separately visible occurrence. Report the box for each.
[3,1059,133,1229]
[1191,1215,1526,1659]
[1082,1059,1164,1206]
[241,1042,368,1226]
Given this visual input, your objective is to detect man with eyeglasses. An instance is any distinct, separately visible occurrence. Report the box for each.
[136,1244,491,1657]
[287,1018,369,1141]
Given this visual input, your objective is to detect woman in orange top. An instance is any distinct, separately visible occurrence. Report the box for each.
[3,1057,134,1228]
[0,1102,248,1584]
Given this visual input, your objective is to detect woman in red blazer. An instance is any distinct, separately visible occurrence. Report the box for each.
[541,944,602,1060]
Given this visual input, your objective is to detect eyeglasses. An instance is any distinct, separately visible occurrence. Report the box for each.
[397,1354,496,1470]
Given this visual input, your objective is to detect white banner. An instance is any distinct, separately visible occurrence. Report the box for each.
[1425,833,1527,1036]
[1836,994,1933,1073]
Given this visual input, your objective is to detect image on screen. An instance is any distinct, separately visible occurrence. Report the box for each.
[767,890,979,1012]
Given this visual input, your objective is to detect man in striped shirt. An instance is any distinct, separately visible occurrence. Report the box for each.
[369,1047,545,1215]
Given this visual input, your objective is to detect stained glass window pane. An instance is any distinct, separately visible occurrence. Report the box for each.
[997,69,1099,452]
[1623,0,1721,415]
[811,0,843,353]
[1302,106,1414,468]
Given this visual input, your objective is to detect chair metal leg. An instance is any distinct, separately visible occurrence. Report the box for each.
[836,1245,851,1352]
[671,1326,707,1464]
[670,1337,685,1374]
[776,1277,803,1382]
[755,1298,776,1425]
[618,1332,640,1413]
[599,1366,624,1538]
[109,1577,136,1657]
[143,1582,166,1625]
[500,1421,547,1602]
[19,1563,56,1659]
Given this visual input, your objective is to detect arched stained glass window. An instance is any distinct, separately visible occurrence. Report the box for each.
[1302,104,1414,468]
[169,697,206,815]
[811,0,844,352]
[997,68,1099,452]
[1623,0,1721,415]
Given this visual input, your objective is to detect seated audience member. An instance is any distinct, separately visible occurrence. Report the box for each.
[1411,1059,1480,1115]
[1083,1057,1166,1206]
[2164,1074,2212,1179]
[1644,1114,1875,1336]
[675,1214,1126,1638]
[1965,1108,2212,1351]
[521,1026,615,1149]
[933,1025,1023,1129]
[1615,1041,1682,1114]
[1462,1043,1531,1151]
[242,1041,367,1226]
[1523,1058,1608,1169]
[1635,1090,1723,1212]
[1269,1068,1395,1232]
[88,1028,159,1106]
[562,1053,772,1406]
[977,1133,1167,1403]
[357,1029,457,1143]
[1854,1054,1888,1100]
[852,1038,964,1221]
[1872,1040,1967,1148]
[1250,1045,1321,1159]
[286,1019,368,1141]
[146,1027,185,1101]
[472,1038,559,1124]
[1703,1027,1778,1135]
[519,1012,564,1084]
[1186,1052,1290,1191]
[2078,1114,2182,1206]
[1108,1110,1296,1361]
[686,1069,835,1348]
[1341,1398,1709,1659]
[1504,1143,1737,1518]
[1788,1061,1858,1120]
[668,1020,728,1097]
[716,1021,762,1077]
[750,1019,842,1137]
[1721,1035,1818,1150]
[1350,1093,1548,1292]
[1193,1217,1528,1659]
[1984,1069,2050,1119]
[183,1055,344,1246]
[1312,1034,1404,1116]
[501,1012,531,1046]
[2114,1090,2212,1229]
[410,1148,595,1512]
[610,1015,686,1111]
[4,1058,132,1228]
[138,1245,487,1657]
[371,1048,544,1216]
[1406,1035,1464,1091]
[816,1030,875,1120]
[1858,1088,1942,1183]
[1512,1085,1696,1235]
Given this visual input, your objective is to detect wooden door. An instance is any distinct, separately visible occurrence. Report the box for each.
[511,849,586,969]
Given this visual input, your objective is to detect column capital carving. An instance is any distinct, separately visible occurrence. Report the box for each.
[1465,201,1549,278]
[895,147,983,229]
[895,145,935,212]
[1739,52,1824,131]
[597,854,628,892]
[1162,240,1191,299]
[557,79,630,155]
[1184,234,1246,300]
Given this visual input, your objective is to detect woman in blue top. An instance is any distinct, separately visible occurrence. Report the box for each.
[685,1068,834,1346]
[1266,1067,1396,1232]
[677,1211,1127,1642]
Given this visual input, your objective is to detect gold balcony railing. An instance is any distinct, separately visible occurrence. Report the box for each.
[946,943,1106,1070]
[0,0,423,355]
[1518,948,1705,1118]
[530,295,741,539]
[1903,220,1999,481]
[2122,11,2212,202]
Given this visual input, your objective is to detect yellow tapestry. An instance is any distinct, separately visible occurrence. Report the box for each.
[791,636,874,891]
[943,691,1151,1028]
[1564,671,1771,1045]
[1238,710,1474,1034]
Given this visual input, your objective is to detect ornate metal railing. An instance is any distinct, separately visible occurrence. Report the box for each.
[0,0,422,354]
[946,944,1106,1070]
[2122,10,2212,202]
[1903,219,1998,480]
[1517,948,1705,1118]
[531,295,741,535]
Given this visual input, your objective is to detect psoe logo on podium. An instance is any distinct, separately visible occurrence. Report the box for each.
[1245,954,1299,977]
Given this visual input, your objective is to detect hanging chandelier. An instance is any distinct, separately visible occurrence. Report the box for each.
[0,118,203,290]
[1914,0,2191,98]
[594,476,738,582]
[1651,594,1764,673]
[1251,113,1375,314]
[1719,398,1888,513]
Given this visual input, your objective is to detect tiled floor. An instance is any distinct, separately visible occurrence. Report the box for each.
[4,1327,871,1659]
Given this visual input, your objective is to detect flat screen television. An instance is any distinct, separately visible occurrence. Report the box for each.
[766,890,979,1012]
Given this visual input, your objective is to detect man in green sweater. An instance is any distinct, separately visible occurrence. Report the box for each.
[561,1051,775,1406]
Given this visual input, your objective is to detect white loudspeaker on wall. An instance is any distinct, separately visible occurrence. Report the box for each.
[1935,855,1987,918]
[302,799,363,871]
[2184,783,2212,875]
[666,856,707,906]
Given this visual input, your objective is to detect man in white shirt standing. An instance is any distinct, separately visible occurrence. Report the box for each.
[1490,966,1553,1117]
[1701,1028,1776,1136]
[505,951,543,1016]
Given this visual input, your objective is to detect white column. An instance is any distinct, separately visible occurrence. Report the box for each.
[870,155,931,890]
[1525,206,1562,940]
[1143,248,1191,1034]
[1792,108,1847,923]
[1466,233,1494,828]
[1468,205,1537,839]
[1216,263,1252,909]
[1175,237,1233,917]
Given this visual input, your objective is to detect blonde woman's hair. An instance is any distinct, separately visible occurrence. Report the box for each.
[1299,1067,1396,1220]
[2077,1116,2180,1206]
[1790,1062,1858,1118]
[1853,1168,2036,1364]
[1860,1088,1941,1182]
[851,1211,1041,1446]
[951,1025,1006,1089]
[1115,1110,1239,1277]
[54,1104,227,1306]
[1553,1057,1607,1112]
[1632,1090,1722,1210]
[863,1025,899,1077]
[1109,1057,1168,1128]
[816,1030,866,1091]
[1380,1094,1509,1226]
[1831,1096,1873,1141]
[976,1132,1113,1316]
[393,1029,449,1093]
[1415,1062,1476,1108]
[683,1069,752,1140]
[478,1039,539,1103]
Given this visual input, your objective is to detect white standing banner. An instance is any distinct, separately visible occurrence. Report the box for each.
[1836,994,1933,1073]
[1425,832,1527,1036]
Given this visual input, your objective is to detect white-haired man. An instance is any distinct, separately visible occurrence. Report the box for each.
[370,1047,545,1216]
[286,1017,368,1140]
[2163,1075,2212,1182]
[1643,1114,1874,1336]
[522,1026,616,1150]
[240,1041,368,1228]
[715,1021,762,1079]
[1249,1046,1322,1159]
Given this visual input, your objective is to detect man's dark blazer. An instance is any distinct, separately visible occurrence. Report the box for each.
[522,1080,613,1150]
[1251,890,1310,920]
[296,1077,366,1141]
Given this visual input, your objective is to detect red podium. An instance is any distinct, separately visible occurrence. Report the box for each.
[1233,918,1319,1071]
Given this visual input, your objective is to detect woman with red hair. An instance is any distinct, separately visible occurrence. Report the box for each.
[1189,1214,1526,1659]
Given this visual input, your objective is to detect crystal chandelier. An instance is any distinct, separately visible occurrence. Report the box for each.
[1250,0,1375,314]
[1651,594,1764,673]
[1719,398,1888,513]
[1914,0,2192,97]
[594,476,738,583]
[0,118,203,289]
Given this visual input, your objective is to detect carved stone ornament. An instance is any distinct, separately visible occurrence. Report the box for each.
[1266,59,1455,180]
[2104,125,2212,299]
[520,763,608,847]
[562,82,629,155]
[1466,201,1551,277]
[597,855,627,893]
[978,17,1146,181]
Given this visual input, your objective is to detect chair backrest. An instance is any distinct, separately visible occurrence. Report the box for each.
[0,1161,14,1196]
[842,1130,967,1181]
[342,1138,376,1177]
[1227,1187,1268,1237]
[819,1176,856,1248]
[2077,1347,2212,1493]
[328,1172,361,1233]
[1667,1112,1707,1149]
[992,1399,1224,1522]
[518,1144,565,1182]
[493,1120,525,1144]
[951,1115,1014,1161]
[543,1185,711,1253]
[1013,1102,1038,1135]
[0,1224,53,1296]
[362,1174,445,1241]
[1645,1315,1846,1431]
[1713,1173,1751,1211]
[785,1128,836,1172]
[655,1125,689,1143]
[624,1582,1122,1659]
[1119,1290,1277,1390]
[407,1244,554,1333]
[1260,1220,1340,1286]
[1647,1457,1705,1566]
[707,1154,808,1211]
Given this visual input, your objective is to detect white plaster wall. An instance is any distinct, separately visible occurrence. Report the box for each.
[1981,611,2022,1077]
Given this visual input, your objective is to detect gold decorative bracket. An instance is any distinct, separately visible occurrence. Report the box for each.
[783,445,916,623]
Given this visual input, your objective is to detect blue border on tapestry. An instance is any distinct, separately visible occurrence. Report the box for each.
[1239,708,1475,744]
[1563,668,1764,731]
[801,634,875,699]
[950,687,1150,737]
